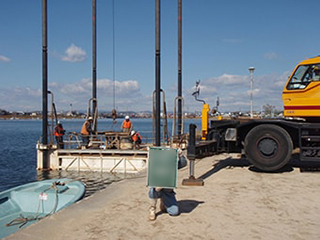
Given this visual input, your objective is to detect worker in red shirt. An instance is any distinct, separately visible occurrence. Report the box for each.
[131,130,141,149]
[54,121,65,149]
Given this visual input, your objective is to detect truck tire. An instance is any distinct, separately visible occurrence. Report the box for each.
[244,124,293,171]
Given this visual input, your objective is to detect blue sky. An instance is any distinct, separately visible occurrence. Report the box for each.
[0,0,319,113]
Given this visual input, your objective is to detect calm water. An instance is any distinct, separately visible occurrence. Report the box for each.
[0,118,201,195]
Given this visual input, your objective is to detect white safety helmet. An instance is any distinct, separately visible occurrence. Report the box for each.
[131,130,135,136]
[88,116,93,121]
[125,115,130,120]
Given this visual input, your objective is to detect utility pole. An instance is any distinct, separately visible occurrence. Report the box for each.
[249,66,255,118]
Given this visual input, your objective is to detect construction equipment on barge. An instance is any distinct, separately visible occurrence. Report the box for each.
[37,0,186,174]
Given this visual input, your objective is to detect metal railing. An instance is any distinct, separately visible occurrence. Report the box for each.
[53,131,152,150]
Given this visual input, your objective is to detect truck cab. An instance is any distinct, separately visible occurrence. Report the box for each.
[194,56,320,172]
[283,56,320,119]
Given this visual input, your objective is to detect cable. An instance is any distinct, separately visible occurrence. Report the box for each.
[111,0,117,124]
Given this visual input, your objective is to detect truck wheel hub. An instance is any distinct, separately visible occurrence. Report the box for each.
[258,138,277,156]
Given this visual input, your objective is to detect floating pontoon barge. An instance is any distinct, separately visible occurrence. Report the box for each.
[37,132,148,173]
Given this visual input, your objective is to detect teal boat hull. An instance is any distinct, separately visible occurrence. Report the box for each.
[0,179,85,239]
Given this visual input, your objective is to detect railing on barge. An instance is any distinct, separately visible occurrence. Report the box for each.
[61,131,151,150]
[38,127,189,174]
[37,131,149,173]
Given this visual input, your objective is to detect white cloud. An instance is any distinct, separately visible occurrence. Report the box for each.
[206,74,248,85]
[0,72,292,113]
[0,87,41,110]
[264,52,279,60]
[246,88,261,97]
[222,38,243,44]
[0,77,143,111]
[0,55,10,62]
[98,79,140,95]
[61,44,86,62]
[46,78,143,111]
[186,72,289,112]
[59,79,90,94]
[12,87,41,97]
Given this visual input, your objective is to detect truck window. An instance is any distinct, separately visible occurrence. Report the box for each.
[311,65,320,81]
[287,64,320,90]
[286,64,320,90]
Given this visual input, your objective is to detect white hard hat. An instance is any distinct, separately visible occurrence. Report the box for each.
[125,115,130,120]
[88,116,93,120]
[131,130,135,136]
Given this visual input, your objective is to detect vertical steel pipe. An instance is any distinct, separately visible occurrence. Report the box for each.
[248,67,255,119]
[177,0,182,137]
[42,0,49,169]
[187,124,197,177]
[92,0,97,131]
[155,0,161,146]
[182,123,204,186]
[48,90,54,145]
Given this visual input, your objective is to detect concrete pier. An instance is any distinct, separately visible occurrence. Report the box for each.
[6,153,320,240]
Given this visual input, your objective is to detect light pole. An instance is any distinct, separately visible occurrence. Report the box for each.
[248,66,255,118]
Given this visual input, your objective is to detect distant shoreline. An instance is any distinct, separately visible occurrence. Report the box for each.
[0,115,201,120]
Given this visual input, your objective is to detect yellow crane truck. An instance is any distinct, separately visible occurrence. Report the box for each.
[198,56,320,171]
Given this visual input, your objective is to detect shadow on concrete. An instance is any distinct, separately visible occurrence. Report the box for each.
[197,156,251,180]
[156,199,204,217]
[178,199,205,214]
[196,153,320,181]
[290,153,320,172]
[248,165,294,173]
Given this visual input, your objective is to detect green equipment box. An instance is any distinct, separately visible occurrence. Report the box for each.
[147,147,178,189]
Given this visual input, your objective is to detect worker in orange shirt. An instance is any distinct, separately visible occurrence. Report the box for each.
[131,130,141,149]
[54,121,65,149]
[81,116,93,148]
[121,115,133,133]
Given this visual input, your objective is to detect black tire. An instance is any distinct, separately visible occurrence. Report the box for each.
[244,124,293,171]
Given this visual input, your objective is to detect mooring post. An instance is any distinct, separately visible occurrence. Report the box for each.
[182,124,204,186]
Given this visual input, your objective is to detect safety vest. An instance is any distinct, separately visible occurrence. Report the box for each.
[132,132,141,142]
[123,120,131,129]
[81,121,90,135]
[54,126,64,136]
